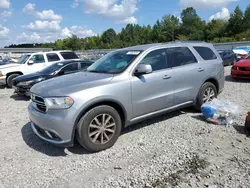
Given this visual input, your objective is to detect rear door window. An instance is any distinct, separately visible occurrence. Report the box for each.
[193,46,217,60]
[80,61,92,70]
[60,63,79,74]
[60,52,79,60]
[166,47,197,68]
[46,53,60,62]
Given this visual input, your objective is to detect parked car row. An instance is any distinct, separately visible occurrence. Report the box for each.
[0,50,79,88]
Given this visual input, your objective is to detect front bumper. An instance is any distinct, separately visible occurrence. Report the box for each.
[231,69,250,79]
[14,85,31,96]
[28,103,77,147]
[0,76,6,85]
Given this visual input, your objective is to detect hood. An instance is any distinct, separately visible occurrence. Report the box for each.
[234,59,250,67]
[14,72,44,82]
[31,71,114,96]
[0,63,20,69]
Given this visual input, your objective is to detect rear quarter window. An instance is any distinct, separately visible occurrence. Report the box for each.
[46,53,60,62]
[60,52,79,60]
[193,46,217,60]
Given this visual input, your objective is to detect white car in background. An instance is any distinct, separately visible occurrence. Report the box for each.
[0,50,79,88]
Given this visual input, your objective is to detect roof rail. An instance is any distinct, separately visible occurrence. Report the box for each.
[167,41,207,44]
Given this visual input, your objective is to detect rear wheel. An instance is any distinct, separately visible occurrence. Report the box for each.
[195,82,217,111]
[76,105,122,152]
[6,74,20,88]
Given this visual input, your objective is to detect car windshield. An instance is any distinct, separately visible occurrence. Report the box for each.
[39,62,67,74]
[86,50,142,74]
[245,54,250,59]
[16,55,30,64]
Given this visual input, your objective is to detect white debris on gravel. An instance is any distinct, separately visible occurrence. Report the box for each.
[0,66,250,188]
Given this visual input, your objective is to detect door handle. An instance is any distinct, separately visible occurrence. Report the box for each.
[198,68,204,72]
[163,75,171,79]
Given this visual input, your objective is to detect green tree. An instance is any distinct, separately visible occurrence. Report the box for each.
[180,7,206,40]
[243,5,250,30]
[101,28,116,48]
[66,34,82,50]
[161,15,180,41]
[206,19,227,41]
[227,6,244,36]
[151,20,166,42]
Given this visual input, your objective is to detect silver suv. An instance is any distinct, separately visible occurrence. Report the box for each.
[28,42,225,152]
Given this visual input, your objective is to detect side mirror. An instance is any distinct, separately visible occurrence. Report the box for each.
[241,56,246,59]
[28,60,34,65]
[134,64,153,76]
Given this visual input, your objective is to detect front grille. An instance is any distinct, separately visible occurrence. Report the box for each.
[31,94,47,113]
[239,67,250,71]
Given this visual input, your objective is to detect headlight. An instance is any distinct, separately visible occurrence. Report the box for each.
[44,97,74,109]
[0,71,3,77]
[19,77,45,86]
[35,77,46,82]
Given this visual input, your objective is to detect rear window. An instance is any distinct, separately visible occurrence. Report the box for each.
[60,52,79,60]
[46,53,60,62]
[194,46,217,60]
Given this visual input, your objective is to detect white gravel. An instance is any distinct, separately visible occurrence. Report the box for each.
[0,66,250,188]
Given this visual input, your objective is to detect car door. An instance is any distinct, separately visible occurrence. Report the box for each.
[23,54,47,74]
[130,48,174,118]
[166,47,202,106]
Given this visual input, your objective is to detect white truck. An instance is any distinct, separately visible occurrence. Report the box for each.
[0,50,79,88]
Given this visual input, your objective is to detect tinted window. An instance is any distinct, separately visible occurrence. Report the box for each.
[194,46,217,60]
[61,63,78,74]
[40,62,67,74]
[60,52,79,60]
[140,49,167,71]
[80,61,92,69]
[46,53,60,62]
[166,47,197,68]
[30,54,45,64]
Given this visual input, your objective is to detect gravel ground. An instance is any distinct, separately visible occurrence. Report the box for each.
[0,66,250,188]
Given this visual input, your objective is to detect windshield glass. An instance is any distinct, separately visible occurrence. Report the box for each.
[16,55,30,64]
[39,62,66,74]
[86,50,142,74]
[246,55,250,59]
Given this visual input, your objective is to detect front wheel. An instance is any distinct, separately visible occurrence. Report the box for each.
[76,105,122,152]
[6,74,20,88]
[195,82,217,111]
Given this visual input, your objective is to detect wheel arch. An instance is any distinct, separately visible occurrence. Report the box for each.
[203,77,219,93]
[71,99,127,143]
[6,71,23,79]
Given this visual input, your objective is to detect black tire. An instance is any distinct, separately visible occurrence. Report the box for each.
[195,82,217,111]
[76,105,122,152]
[6,74,20,88]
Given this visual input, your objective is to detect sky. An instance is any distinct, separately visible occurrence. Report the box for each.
[0,0,249,47]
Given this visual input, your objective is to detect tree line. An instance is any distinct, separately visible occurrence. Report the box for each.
[5,5,250,51]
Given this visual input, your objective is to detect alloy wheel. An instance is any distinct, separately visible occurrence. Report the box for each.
[203,87,215,103]
[88,114,116,144]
